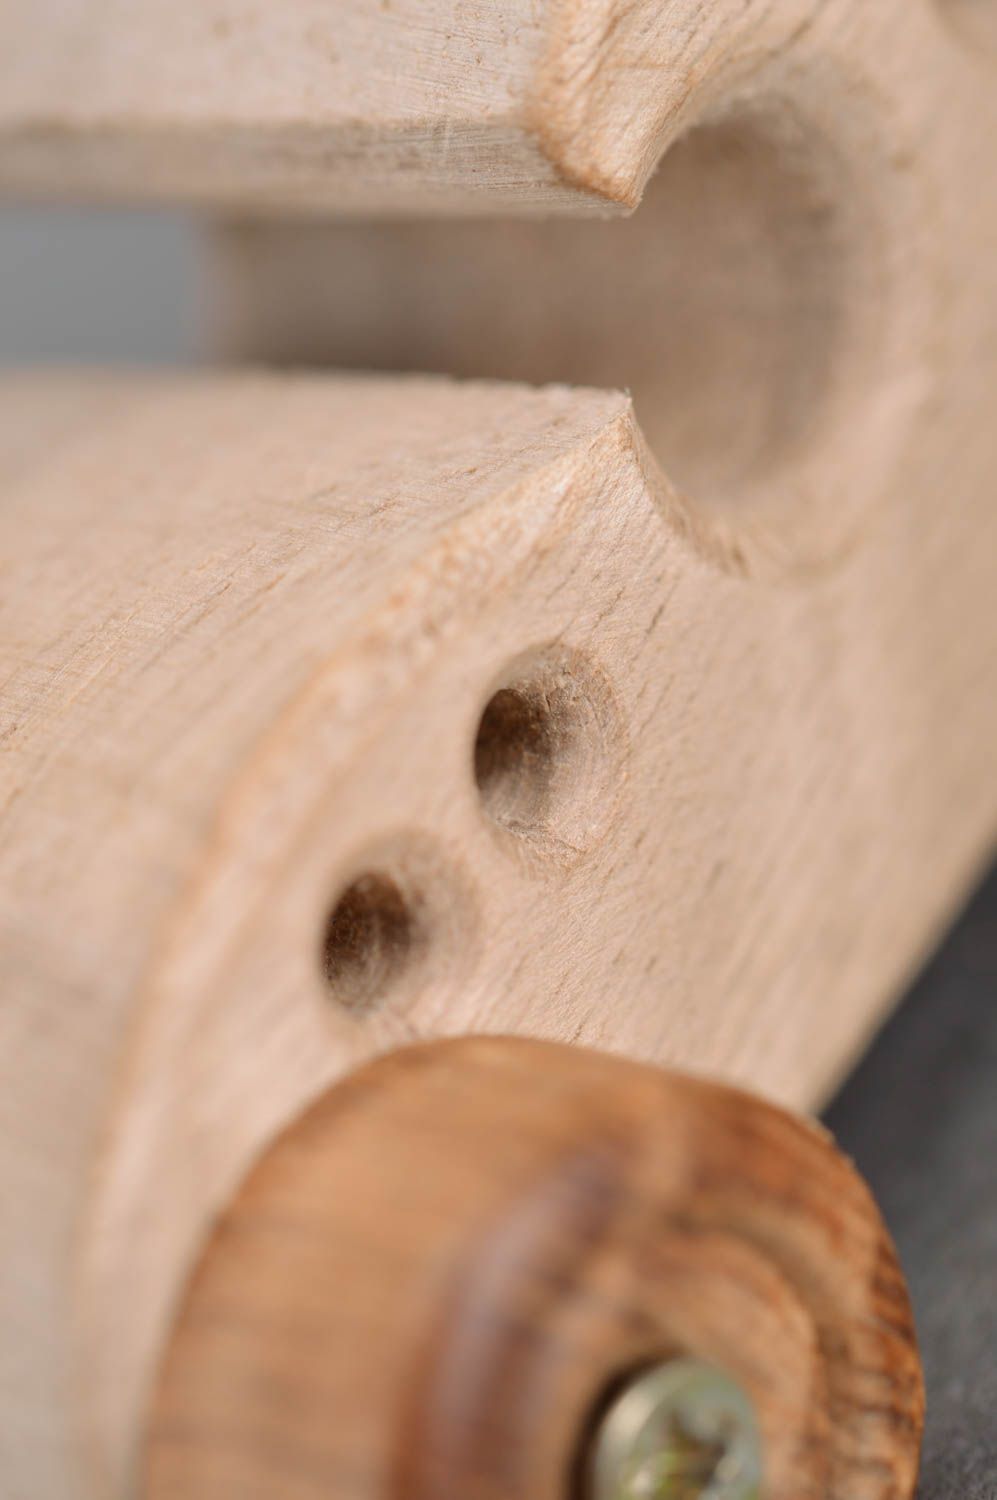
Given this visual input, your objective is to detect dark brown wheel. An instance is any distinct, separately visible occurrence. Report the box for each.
[145,1037,923,1500]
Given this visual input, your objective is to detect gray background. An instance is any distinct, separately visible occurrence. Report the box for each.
[2,203,994,1495]
[828,868,997,1499]
[0,206,202,365]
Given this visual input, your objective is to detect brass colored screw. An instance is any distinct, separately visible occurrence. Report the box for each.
[586,1360,763,1500]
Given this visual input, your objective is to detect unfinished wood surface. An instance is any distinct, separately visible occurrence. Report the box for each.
[2,3,996,1496]
[0,0,990,214]
[205,3,996,571]
[0,364,993,1497]
[145,1036,924,1500]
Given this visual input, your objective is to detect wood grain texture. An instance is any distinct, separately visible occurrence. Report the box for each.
[145,1036,924,1500]
[0,0,988,214]
[208,0,996,570]
[0,362,992,1496]
[1,1,995,1494]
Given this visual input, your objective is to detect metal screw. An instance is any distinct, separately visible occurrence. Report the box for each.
[585,1360,763,1500]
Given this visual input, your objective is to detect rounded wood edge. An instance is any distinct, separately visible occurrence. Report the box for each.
[144,1037,923,1499]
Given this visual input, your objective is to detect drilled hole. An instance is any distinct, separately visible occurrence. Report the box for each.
[475,687,561,835]
[320,871,419,1011]
[473,649,623,859]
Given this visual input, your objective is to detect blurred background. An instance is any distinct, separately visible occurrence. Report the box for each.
[0,207,202,365]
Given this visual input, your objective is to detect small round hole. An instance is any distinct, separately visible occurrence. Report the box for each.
[321,871,419,1011]
[318,837,477,1014]
[473,648,624,859]
[474,687,560,834]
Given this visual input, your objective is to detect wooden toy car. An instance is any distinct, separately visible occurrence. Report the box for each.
[2,1,995,1494]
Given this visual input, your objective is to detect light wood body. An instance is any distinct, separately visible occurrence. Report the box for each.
[0,365,993,1496]
[2,0,994,220]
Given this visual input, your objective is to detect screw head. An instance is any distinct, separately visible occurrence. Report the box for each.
[586,1360,763,1500]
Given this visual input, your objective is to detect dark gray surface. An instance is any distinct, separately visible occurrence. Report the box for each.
[826,863,997,1499]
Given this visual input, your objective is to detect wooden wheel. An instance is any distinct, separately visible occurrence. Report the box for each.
[145,1037,923,1499]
